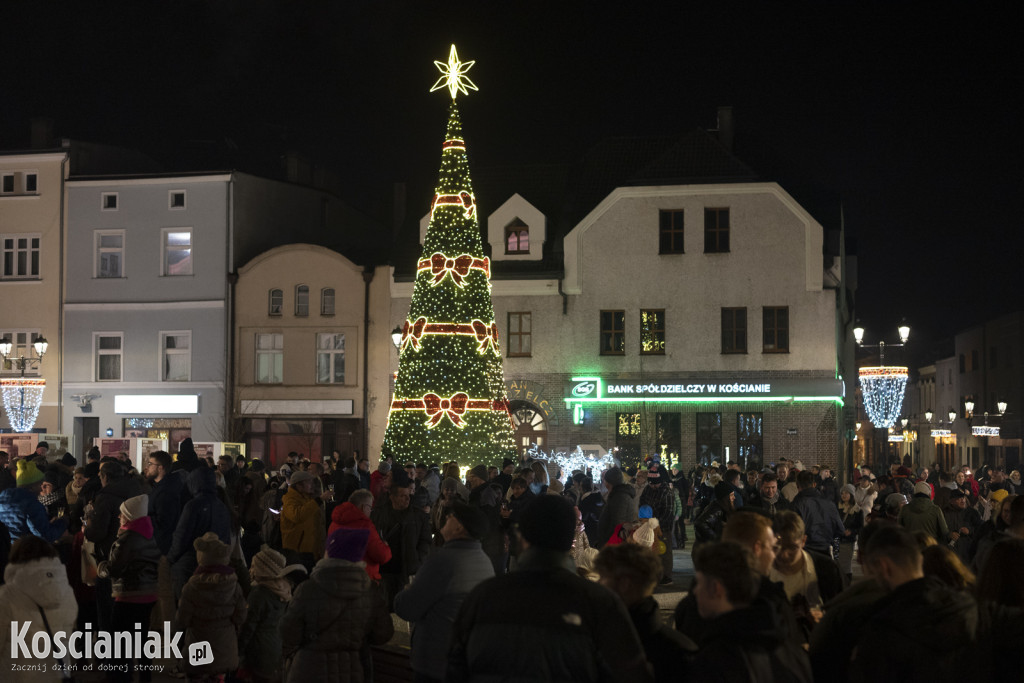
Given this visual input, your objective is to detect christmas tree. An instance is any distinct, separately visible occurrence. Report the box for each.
[382,45,516,468]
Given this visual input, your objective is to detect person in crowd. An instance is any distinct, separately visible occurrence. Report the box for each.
[466,464,506,575]
[371,468,431,609]
[395,501,495,683]
[836,483,864,583]
[596,466,637,548]
[416,462,442,505]
[370,460,392,500]
[882,491,907,522]
[217,455,240,496]
[245,459,268,499]
[328,488,391,582]
[921,544,975,592]
[721,468,745,508]
[688,541,812,683]
[432,476,465,544]
[176,532,247,682]
[943,488,981,566]
[577,476,604,547]
[492,458,514,496]
[595,542,696,682]
[37,469,65,519]
[847,525,977,683]
[791,470,845,556]
[448,494,653,682]
[746,471,791,519]
[0,535,78,682]
[0,450,16,492]
[65,466,86,508]
[639,463,675,583]
[818,466,839,503]
[770,510,844,636]
[898,480,949,544]
[171,438,203,474]
[280,469,332,570]
[974,538,1024,681]
[356,457,372,490]
[145,451,183,585]
[0,459,68,544]
[167,466,232,599]
[743,468,760,502]
[332,454,362,509]
[96,494,160,682]
[232,475,263,564]
[281,527,393,683]
[933,470,957,510]
[693,481,735,548]
[238,545,306,683]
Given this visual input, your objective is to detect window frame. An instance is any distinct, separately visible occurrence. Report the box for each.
[504,219,530,255]
[255,333,283,384]
[704,207,730,253]
[295,285,309,317]
[159,330,192,382]
[640,309,666,355]
[168,190,187,210]
[24,173,38,194]
[316,332,346,385]
[268,289,283,316]
[762,306,789,354]
[0,329,43,377]
[1,233,41,279]
[659,209,685,254]
[721,307,747,354]
[320,288,336,316]
[101,192,119,211]
[161,227,193,276]
[1,174,14,194]
[507,311,532,357]
[94,229,126,279]
[600,310,626,356]
[94,332,124,382]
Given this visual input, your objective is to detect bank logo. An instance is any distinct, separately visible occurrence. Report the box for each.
[188,642,213,667]
[571,381,596,398]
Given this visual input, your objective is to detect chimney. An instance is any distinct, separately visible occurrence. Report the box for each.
[716,106,734,153]
[31,118,54,149]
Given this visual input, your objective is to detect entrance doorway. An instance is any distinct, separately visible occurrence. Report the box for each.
[510,400,547,459]
[74,417,99,458]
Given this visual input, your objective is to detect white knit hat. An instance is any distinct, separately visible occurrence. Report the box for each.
[120,494,149,522]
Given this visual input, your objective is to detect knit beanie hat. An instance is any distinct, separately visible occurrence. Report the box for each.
[913,481,932,497]
[42,469,60,487]
[603,467,624,486]
[638,504,654,519]
[60,452,77,467]
[194,531,231,566]
[251,544,306,579]
[326,527,370,561]
[842,484,857,497]
[469,464,488,481]
[289,470,315,486]
[632,523,655,547]
[518,494,575,552]
[16,460,44,487]
[989,488,1009,504]
[120,494,149,522]
[450,500,489,540]
[83,461,100,479]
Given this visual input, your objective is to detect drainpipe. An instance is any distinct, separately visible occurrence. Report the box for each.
[558,276,568,315]
[362,267,375,458]
[57,151,69,432]
[224,177,236,442]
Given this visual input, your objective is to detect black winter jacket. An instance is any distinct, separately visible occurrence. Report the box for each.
[85,476,144,560]
[97,518,160,599]
[629,595,696,682]
[693,499,730,545]
[597,483,637,548]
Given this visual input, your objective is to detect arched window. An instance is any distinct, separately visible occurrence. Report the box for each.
[268,289,283,316]
[295,285,309,316]
[504,218,529,254]
[321,288,335,316]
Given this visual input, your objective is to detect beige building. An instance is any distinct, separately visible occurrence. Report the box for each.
[234,244,391,467]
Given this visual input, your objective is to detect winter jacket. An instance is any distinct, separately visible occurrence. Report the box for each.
[578,491,605,547]
[744,492,792,519]
[897,495,949,544]
[640,483,676,533]
[693,499,730,545]
[0,557,78,682]
[838,505,864,543]
[0,486,67,544]
[328,501,392,580]
[808,578,886,681]
[281,558,393,683]
[238,583,288,677]
[332,469,361,507]
[848,576,978,683]
[853,484,878,517]
[371,500,431,581]
[280,486,325,557]
[96,516,160,600]
[791,487,845,553]
[84,476,144,559]
[394,537,495,679]
[675,574,802,649]
[943,504,982,564]
[167,467,232,565]
[447,546,653,683]
[688,600,813,683]
[629,595,696,682]
[468,481,505,562]
[176,566,247,676]
[148,471,184,556]
[597,483,638,547]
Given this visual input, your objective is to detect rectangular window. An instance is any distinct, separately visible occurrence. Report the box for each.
[95,230,125,278]
[269,289,283,316]
[101,192,118,210]
[1,234,40,279]
[95,333,123,381]
[507,312,532,357]
[737,412,764,470]
[169,190,186,209]
[762,306,789,353]
[1,174,13,194]
[316,333,345,384]
[505,219,530,254]
[25,174,37,193]
[616,412,642,466]
[255,333,283,384]
[320,288,335,316]
[0,330,43,376]
[659,209,684,254]
[704,207,730,253]
[161,332,191,381]
[721,307,747,354]
[162,229,192,275]
[656,412,681,464]
[295,286,309,317]
[696,413,722,468]
[600,310,625,355]
[640,309,665,354]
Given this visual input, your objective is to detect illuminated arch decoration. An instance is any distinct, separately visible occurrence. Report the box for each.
[401,317,499,355]
[416,252,490,287]
[859,366,908,428]
[1,378,45,432]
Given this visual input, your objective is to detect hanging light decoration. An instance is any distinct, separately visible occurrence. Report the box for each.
[1,378,46,432]
[859,366,908,428]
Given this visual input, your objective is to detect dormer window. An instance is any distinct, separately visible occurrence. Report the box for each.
[505,219,529,255]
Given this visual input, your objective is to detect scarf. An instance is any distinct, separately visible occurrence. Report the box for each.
[39,490,62,508]
[253,576,292,602]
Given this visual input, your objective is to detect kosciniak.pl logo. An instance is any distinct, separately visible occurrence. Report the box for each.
[10,622,192,661]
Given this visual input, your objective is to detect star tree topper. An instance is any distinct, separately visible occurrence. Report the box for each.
[430,44,478,99]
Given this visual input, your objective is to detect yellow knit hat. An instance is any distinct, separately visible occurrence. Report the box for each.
[16,459,44,487]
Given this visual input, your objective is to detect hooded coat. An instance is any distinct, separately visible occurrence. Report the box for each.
[176,566,247,676]
[328,501,392,580]
[280,485,325,558]
[281,558,394,683]
[597,483,638,547]
[0,557,78,682]
[897,495,949,544]
[0,486,67,544]
[167,467,232,565]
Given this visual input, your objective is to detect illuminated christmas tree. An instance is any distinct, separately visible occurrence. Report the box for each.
[382,45,516,468]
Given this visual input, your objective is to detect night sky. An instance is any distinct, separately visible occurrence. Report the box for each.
[2,2,1019,356]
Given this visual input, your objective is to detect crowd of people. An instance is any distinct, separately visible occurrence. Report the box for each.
[0,442,1021,682]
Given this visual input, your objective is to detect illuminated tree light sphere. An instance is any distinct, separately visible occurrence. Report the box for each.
[858,366,908,429]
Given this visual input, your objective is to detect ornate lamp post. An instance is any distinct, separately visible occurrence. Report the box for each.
[853,320,910,429]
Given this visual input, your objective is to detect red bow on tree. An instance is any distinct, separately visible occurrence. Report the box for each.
[402,317,428,351]
[423,392,470,428]
[471,320,499,354]
[429,253,474,286]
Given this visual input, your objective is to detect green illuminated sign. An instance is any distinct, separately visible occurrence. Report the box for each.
[564,376,843,404]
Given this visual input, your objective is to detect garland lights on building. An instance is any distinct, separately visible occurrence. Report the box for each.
[381,45,516,467]
[858,366,908,429]
[1,378,45,432]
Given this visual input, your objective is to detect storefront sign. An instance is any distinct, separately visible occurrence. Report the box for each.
[506,379,558,425]
[564,376,844,403]
[115,395,199,414]
[972,425,1000,437]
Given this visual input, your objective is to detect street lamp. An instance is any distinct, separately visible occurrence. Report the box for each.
[391,326,403,351]
[854,321,911,428]
[0,335,48,432]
